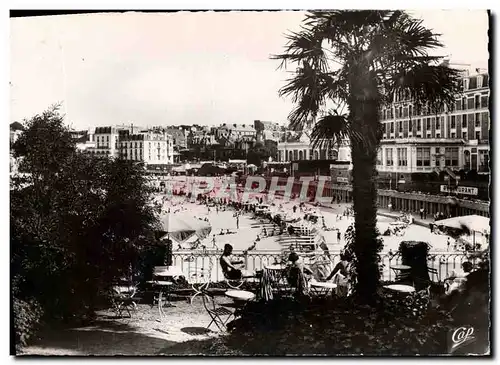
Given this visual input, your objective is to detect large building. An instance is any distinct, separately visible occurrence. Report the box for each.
[377,70,490,182]
[119,131,174,165]
[277,131,350,163]
[214,123,256,140]
[91,126,139,158]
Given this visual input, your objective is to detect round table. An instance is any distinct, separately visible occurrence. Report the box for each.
[154,266,185,278]
[390,265,411,271]
[225,290,256,302]
[147,280,173,318]
[384,284,415,293]
[310,281,338,297]
[265,264,285,271]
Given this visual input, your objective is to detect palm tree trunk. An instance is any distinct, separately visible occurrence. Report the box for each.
[348,68,384,304]
[351,139,382,303]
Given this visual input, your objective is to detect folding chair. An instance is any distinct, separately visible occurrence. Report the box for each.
[222,270,245,290]
[201,290,236,332]
[188,258,214,304]
[110,284,140,318]
[394,270,411,283]
[428,267,440,282]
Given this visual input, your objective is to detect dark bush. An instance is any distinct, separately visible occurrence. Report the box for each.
[222,295,456,355]
[399,241,431,290]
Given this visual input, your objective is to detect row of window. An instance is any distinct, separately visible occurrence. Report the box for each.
[386,130,482,141]
[384,112,488,139]
[382,94,489,121]
[279,149,337,161]
[378,147,460,167]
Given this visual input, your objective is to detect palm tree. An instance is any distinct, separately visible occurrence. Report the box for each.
[273,10,462,303]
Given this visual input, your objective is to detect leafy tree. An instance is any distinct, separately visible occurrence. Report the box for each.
[274,11,461,303]
[11,106,159,323]
[247,141,277,166]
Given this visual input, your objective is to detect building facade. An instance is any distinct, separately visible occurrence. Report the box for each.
[119,131,174,165]
[277,132,349,163]
[378,71,490,181]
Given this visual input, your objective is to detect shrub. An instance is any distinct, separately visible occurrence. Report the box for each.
[223,295,456,355]
[13,297,44,352]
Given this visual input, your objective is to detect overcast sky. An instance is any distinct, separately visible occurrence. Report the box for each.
[10,10,489,130]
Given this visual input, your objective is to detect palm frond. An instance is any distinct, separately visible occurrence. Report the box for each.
[367,12,443,68]
[388,63,462,113]
[309,112,350,150]
[272,27,329,71]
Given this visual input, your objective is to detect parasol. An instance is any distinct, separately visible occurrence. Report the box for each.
[158,213,212,243]
[437,215,490,234]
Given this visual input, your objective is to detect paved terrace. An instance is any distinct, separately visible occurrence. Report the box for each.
[20,298,225,356]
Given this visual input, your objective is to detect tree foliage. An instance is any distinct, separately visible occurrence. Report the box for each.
[274,11,461,303]
[11,106,159,324]
[246,141,277,166]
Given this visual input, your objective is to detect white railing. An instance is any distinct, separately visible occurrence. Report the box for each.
[171,250,470,284]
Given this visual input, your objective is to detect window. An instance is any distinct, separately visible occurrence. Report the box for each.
[436,117,441,130]
[409,105,413,116]
[436,133,441,138]
[445,147,459,166]
[462,132,467,139]
[397,148,407,166]
[426,118,431,130]
[409,120,413,131]
[475,113,481,127]
[481,112,489,127]
[403,107,408,118]
[106,136,109,142]
[479,150,489,172]
[416,147,431,166]
[390,122,394,133]
[398,106,402,118]
[451,116,456,129]
[467,98,474,110]
[451,132,456,138]
[462,97,467,110]
[481,95,489,108]
[435,148,441,166]
[462,115,467,128]
[463,79,469,91]
[475,95,480,109]
[455,100,462,111]
[399,121,403,132]
[477,76,483,88]
[386,148,393,166]
[377,150,382,165]
[417,119,421,131]
[476,131,481,140]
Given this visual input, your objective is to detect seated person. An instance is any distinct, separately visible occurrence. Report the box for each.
[444,261,473,295]
[219,244,253,280]
[287,252,314,293]
[325,253,352,297]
